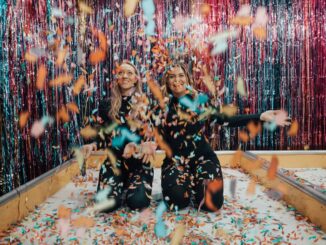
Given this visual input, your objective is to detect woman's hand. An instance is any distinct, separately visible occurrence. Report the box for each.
[122,142,139,159]
[260,110,291,127]
[82,143,97,159]
[139,141,157,164]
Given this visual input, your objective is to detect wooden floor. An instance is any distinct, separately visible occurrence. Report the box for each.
[1,166,325,244]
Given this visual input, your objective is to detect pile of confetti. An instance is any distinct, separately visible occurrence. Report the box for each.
[1,167,325,244]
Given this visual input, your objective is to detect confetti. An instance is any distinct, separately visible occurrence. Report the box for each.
[236,76,247,97]
[78,2,93,14]
[80,125,98,139]
[19,111,30,128]
[25,50,38,63]
[66,102,80,114]
[254,7,268,26]
[221,104,238,117]
[239,130,249,142]
[55,47,68,67]
[31,120,45,138]
[36,64,47,90]
[200,3,211,16]
[112,127,140,148]
[57,205,71,219]
[146,76,165,109]
[171,224,186,245]
[73,75,86,95]
[287,119,299,136]
[124,0,139,17]
[71,216,95,228]
[49,74,73,87]
[247,121,261,138]
[230,179,237,198]
[246,179,256,195]
[267,155,278,180]
[253,26,267,40]
[57,106,70,122]
[89,49,106,65]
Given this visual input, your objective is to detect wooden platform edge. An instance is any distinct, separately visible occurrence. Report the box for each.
[239,152,326,232]
[0,160,80,232]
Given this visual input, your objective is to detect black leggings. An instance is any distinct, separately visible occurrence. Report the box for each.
[97,157,153,212]
[161,151,223,212]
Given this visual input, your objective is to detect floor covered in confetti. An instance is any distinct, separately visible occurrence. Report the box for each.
[1,167,325,245]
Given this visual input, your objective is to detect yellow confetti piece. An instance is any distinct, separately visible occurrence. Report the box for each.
[171,224,186,245]
[146,75,165,109]
[49,74,73,87]
[247,121,261,138]
[287,119,299,136]
[36,64,47,90]
[78,2,93,14]
[57,106,70,122]
[238,130,249,142]
[55,47,68,67]
[72,147,84,172]
[89,49,106,65]
[25,51,38,63]
[253,26,267,40]
[91,28,108,52]
[73,75,86,95]
[58,205,71,219]
[19,111,30,129]
[229,16,253,26]
[221,104,238,117]
[66,102,80,114]
[246,179,256,195]
[200,3,211,16]
[236,76,247,97]
[267,155,278,180]
[71,216,95,228]
[124,0,139,17]
[106,149,121,176]
[80,125,98,139]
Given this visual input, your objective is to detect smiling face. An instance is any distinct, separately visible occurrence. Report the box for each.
[166,66,189,98]
[116,63,139,95]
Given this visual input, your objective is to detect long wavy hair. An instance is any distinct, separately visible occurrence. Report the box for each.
[161,62,196,97]
[109,61,142,119]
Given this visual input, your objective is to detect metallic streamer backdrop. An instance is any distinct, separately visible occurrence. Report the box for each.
[0,0,325,195]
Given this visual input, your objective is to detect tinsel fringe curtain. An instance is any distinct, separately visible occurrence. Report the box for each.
[0,0,325,195]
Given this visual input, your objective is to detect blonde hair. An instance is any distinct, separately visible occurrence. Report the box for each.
[109,61,142,119]
[161,62,196,97]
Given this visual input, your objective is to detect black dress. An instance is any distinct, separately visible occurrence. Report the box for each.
[95,95,153,212]
[156,93,261,211]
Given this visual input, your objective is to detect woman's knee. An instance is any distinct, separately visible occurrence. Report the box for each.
[163,185,190,210]
[126,186,151,210]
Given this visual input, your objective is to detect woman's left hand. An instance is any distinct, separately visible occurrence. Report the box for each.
[260,110,291,127]
[139,141,157,164]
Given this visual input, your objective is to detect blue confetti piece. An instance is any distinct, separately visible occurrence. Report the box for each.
[145,20,156,36]
[141,0,155,16]
[263,120,277,132]
[154,221,167,238]
[112,128,140,148]
[92,108,98,115]
[155,201,167,222]
[112,135,126,148]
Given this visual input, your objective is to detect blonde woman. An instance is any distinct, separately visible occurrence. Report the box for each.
[85,61,156,212]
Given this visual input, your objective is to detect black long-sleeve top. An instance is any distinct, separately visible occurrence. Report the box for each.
[156,94,261,158]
